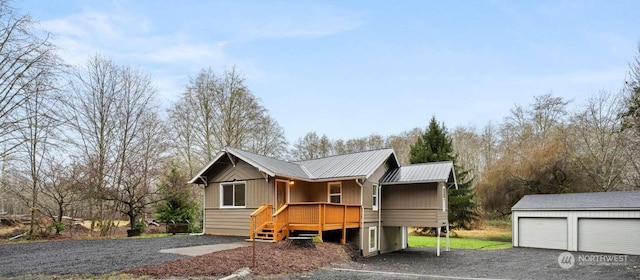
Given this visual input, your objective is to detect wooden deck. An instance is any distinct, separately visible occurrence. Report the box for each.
[250,202,361,243]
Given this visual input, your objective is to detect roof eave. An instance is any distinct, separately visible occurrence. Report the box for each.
[275,175,366,183]
[188,151,226,184]
[364,149,401,180]
[512,207,640,211]
[224,147,276,177]
[381,179,446,186]
[450,163,458,190]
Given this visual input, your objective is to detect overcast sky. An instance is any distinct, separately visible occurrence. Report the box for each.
[16,0,640,142]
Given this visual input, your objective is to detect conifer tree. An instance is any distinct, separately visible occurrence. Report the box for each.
[155,163,200,232]
[410,116,478,230]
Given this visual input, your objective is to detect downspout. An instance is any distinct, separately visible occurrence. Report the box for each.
[355,179,364,255]
[194,176,207,235]
[378,184,382,255]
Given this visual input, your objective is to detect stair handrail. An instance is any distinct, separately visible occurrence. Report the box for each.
[272,204,289,241]
[250,204,273,238]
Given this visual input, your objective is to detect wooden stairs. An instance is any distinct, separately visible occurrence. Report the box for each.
[253,222,275,242]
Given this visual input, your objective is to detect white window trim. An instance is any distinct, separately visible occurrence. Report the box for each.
[220,181,247,208]
[442,185,446,212]
[368,226,377,252]
[372,184,378,211]
[327,182,342,203]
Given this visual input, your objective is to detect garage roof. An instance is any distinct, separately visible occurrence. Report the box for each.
[512,191,640,211]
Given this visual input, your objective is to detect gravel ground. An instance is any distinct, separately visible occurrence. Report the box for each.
[283,247,640,280]
[0,235,245,277]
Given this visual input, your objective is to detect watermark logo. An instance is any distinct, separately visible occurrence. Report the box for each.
[558,252,575,269]
[558,252,629,269]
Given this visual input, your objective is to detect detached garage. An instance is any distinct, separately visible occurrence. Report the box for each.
[512,191,640,255]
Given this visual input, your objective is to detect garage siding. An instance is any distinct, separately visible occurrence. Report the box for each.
[518,218,567,250]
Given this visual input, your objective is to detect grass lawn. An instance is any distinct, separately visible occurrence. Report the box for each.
[408,235,512,250]
[409,220,513,250]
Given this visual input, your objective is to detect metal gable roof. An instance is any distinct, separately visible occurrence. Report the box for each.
[224,147,309,179]
[189,147,400,184]
[512,191,640,210]
[296,149,398,179]
[380,161,455,185]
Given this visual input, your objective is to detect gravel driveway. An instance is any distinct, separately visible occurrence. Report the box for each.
[287,247,640,280]
[0,235,245,277]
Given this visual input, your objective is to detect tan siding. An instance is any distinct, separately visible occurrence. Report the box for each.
[342,180,360,205]
[363,164,389,209]
[204,182,219,208]
[287,180,363,205]
[362,222,379,257]
[245,179,273,208]
[363,209,379,223]
[204,160,273,208]
[382,209,447,227]
[307,182,327,202]
[382,183,439,209]
[380,226,402,253]
[210,160,264,182]
[289,181,311,202]
[204,208,255,236]
[205,179,272,209]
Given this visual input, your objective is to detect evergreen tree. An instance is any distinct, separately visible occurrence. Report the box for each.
[410,116,478,230]
[155,162,201,232]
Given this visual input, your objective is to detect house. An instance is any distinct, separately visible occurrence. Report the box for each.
[189,147,458,257]
[512,191,640,255]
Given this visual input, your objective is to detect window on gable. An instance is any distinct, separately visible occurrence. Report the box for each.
[221,182,246,207]
[372,184,378,211]
[328,182,342,203]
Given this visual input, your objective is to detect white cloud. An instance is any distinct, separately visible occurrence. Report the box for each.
[245,15,363,39]
[144,41,229,64]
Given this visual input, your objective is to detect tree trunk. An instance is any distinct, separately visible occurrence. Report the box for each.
[56,203,63,235]
[128,209,136,230]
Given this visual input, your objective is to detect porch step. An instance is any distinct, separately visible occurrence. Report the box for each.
[245,238,276,243]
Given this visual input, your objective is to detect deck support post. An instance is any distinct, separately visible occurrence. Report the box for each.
[445,224,450,252]
[252,216,256,267]
[341,204,347,244]
[318,204,323,238]
[436,226,441,256]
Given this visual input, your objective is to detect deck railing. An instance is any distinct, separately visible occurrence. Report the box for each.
[272,202,361,244]
[249,204,273,238]
[272,204,289,241]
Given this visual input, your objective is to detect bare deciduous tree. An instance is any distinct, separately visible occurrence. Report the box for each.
[571,91,629,191]
[0,1,58,157]
[69,55,164,234]
[169,67,287,170]
[38,159,82,234]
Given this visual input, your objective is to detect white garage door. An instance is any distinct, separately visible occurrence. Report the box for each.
[578,218,640,255]
[519,218,567,250]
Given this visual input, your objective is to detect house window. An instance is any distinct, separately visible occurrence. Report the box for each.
[328,182,342,203]
[442,185,446,212]
[221,182,246,208]
[369,227,377,252]
[372,184,378,211]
